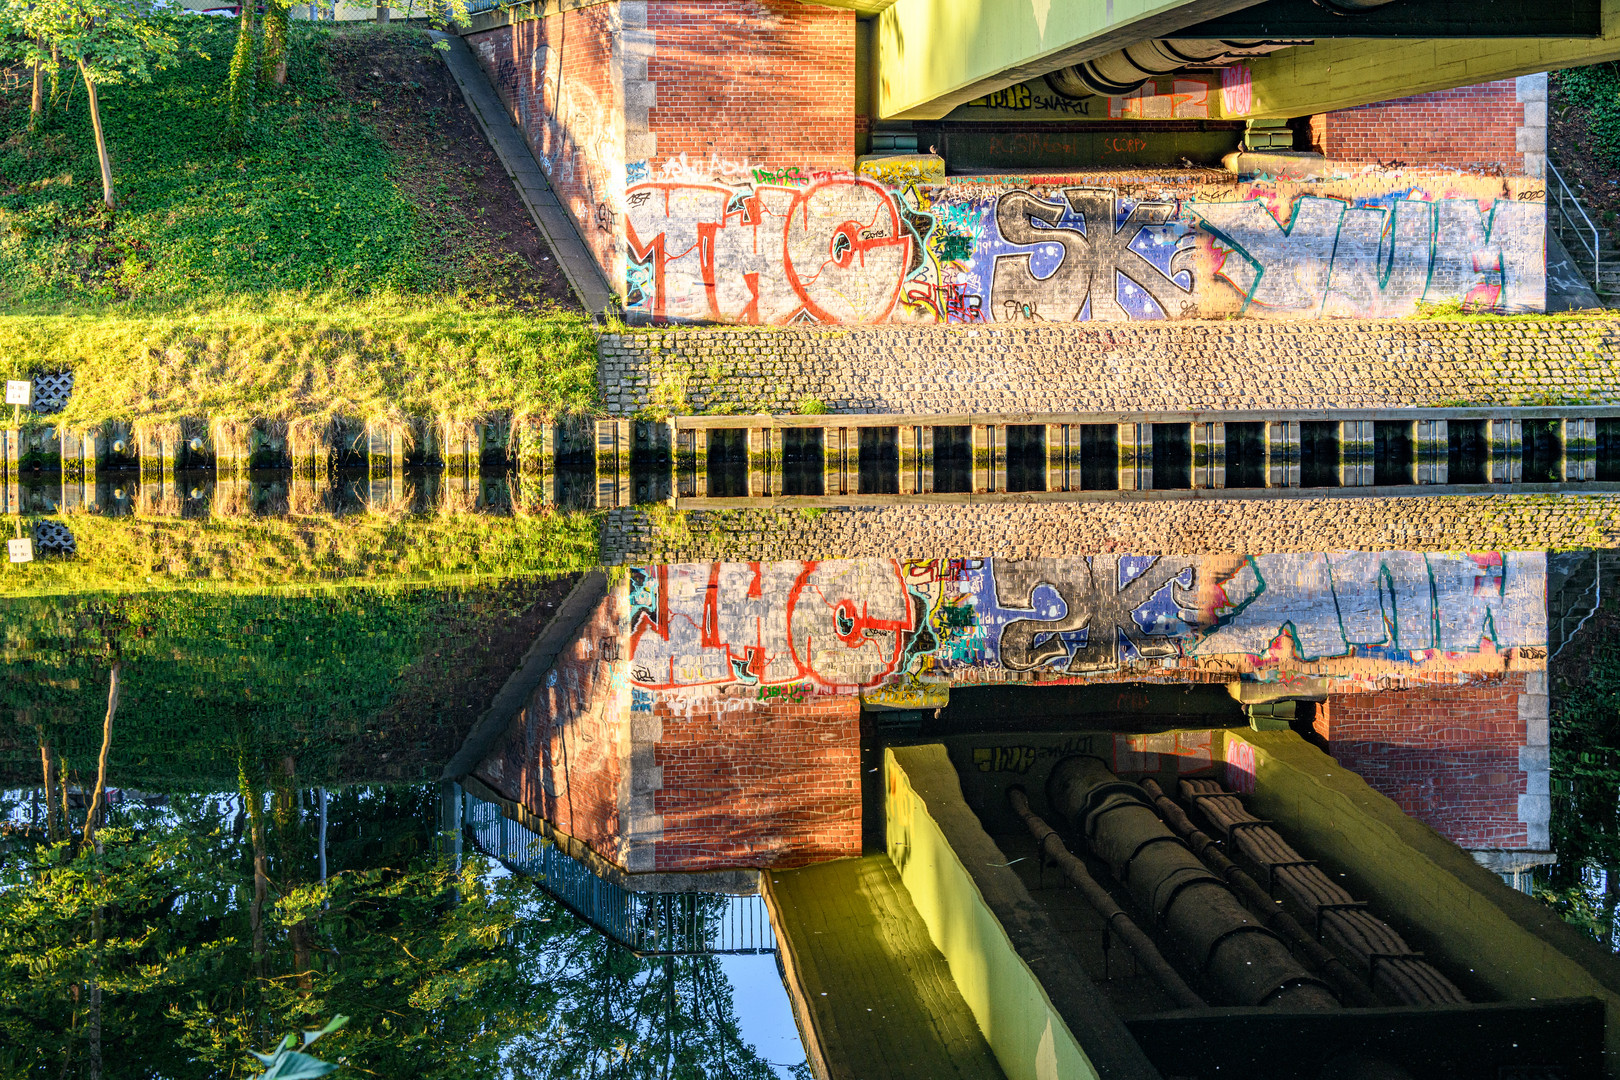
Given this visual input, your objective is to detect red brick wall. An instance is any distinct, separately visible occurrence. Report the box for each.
[1318,675,1528,849]
[475,590,627,864]
[467,11,620,275]
[645,0,855,172]
[651,693,862,871]
[1315,80,1522,173]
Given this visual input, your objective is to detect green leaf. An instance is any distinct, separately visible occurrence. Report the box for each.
[260,1050,340,1080]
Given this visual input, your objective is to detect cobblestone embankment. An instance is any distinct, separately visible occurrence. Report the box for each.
[601,495,1620,563]
[598,319,1620,416]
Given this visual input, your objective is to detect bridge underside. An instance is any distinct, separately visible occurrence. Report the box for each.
[862,0,1619,120]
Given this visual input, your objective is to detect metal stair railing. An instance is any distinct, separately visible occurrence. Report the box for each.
[1549,158,1603,293]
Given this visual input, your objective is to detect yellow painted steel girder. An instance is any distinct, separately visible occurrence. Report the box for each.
[875,0,1271,120]
[1240,3,1620,118]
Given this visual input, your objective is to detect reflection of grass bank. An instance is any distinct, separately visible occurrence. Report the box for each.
[3,510,600,597]
[1,297,600,427]
[1,575,578,787]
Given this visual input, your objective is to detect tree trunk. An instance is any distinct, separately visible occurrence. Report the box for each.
[39,736,60,842]
[261,0,290,86]
[29,47,44,129]
[248,786,269,978]
[82,662,120,844]
[377,4,390,22]
[79,68,115,210]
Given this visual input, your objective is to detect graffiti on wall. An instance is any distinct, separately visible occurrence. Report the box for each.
[625,553,1548,704]
[621,161,1545,324]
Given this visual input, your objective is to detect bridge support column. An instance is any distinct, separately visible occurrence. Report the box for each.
[1119,423,1149,491]
[1267,421,1300,488]
[918,425,935,495]
[1416,420,1449,485]
[1193,421,1225,489]
[1565,419,1596,481]
[1489,419,1523,483]
[1340,420,1374,487]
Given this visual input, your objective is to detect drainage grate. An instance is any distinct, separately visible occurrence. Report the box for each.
[32,519,76,555]
[29,372,74,415]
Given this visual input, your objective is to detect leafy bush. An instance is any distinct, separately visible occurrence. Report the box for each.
[1556,63,1620,111]
[1557,64,1620,168]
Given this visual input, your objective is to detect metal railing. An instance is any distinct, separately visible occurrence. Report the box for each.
[461,790,777,956]
[1549,159,1603,293]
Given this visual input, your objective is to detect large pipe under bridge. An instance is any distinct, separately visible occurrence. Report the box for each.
[1046,756,1340,1010]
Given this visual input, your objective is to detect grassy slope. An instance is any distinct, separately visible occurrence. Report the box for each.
[0,21,598,421]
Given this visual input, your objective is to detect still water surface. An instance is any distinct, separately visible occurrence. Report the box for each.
[2,547,1617,1078]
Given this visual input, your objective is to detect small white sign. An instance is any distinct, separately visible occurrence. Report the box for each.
[4,381,32,407]
[8,538,33,564]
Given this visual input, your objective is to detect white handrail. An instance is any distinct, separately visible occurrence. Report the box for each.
[1548,158,1603,292]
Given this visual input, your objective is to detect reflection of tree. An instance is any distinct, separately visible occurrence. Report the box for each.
[0,777,798,1078]
[1544,607,1620,949]
[509,917,788,1080]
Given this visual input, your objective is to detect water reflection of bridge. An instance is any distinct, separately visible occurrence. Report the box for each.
[458,787,776,957]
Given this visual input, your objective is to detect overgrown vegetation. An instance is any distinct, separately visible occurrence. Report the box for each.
[0,19,593,422]
[0,787,792,1078]
[0,297,599,426]
[1552,64,1620,244]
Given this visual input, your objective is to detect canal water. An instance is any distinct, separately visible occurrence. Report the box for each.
[3,547,1618,1078]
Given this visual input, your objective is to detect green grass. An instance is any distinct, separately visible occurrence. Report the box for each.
[7,22,442,302]
[0,21,600,423]
[0,296,599,426]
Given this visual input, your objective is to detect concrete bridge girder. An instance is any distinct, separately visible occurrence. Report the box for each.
[871,0,1620,123]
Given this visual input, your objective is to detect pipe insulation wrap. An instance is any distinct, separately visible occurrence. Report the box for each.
[1045,39,1312,98]
[1007,786,1207,1010]
[1047,756,1339,1011]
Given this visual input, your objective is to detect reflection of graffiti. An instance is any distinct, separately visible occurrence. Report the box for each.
[996,556,1195,671]
[621,162,1545,325]
[626,554,1547,703]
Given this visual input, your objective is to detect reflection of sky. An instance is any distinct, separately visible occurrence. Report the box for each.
[718,951,809,1078]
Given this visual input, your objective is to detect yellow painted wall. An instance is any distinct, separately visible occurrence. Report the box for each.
[885,745,1102,1080]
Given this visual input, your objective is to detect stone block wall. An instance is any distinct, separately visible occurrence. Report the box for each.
[1318,672,1550,850]
[1312,76,1548,179]
[597,320,1620,416]
[600,497,1620,564]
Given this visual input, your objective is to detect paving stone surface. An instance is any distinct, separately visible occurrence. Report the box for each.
[598,319,1620,416]
[600,494,1620,563]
